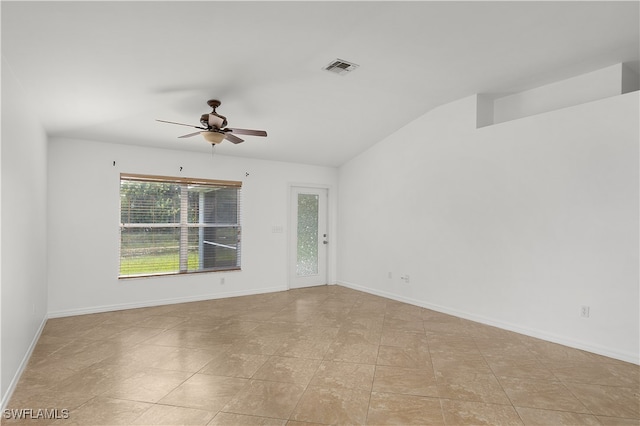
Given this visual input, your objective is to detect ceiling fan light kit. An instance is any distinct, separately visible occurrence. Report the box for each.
[157,99,267,146]
[202,131,226,144]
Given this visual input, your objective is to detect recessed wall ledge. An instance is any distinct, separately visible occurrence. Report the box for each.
[477,62,640,128]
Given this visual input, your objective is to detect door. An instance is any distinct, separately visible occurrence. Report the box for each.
[289,187,328,289]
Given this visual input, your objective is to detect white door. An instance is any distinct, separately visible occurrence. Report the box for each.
[289,187,328,289]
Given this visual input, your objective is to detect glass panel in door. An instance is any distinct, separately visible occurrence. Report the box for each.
[296,193,319,276]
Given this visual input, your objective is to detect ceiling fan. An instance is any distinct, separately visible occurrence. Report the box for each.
[157,99,267,145]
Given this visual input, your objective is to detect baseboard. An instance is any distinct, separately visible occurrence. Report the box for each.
[337,280,639,365]
[1,316,48,411]
[48,285,288,318]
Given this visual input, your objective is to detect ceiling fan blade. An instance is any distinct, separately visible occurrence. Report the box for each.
[178,131,202,138]
[225,128,267,137]
[224,133,244,144]
[156,119,207,130]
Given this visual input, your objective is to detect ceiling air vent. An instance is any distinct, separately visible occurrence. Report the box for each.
[323,59,359,76]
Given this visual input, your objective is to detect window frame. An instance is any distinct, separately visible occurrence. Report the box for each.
[118,173,242,279]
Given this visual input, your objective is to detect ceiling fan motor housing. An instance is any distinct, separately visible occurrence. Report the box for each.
[200,99,228,128]
[200,112,227,129]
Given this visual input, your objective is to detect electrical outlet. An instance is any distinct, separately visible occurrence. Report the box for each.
[581,305,590,318]
[388,272,392,279]
[404,274,410,283]
[220,277,226,285]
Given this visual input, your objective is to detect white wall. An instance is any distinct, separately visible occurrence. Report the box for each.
[1,58,49,406]
[338,92,639,363]
[47,139,338,316]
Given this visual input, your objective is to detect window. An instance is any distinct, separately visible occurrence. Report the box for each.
[119,173,241,278]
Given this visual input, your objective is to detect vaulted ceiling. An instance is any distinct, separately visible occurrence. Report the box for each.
[3,1,638,167]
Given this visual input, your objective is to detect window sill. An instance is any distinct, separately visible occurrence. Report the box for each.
[118,267,241,280]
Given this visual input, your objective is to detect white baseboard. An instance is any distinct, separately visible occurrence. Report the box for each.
[338,280,639,365]
[1,316,48,411]
[48,286,288,318]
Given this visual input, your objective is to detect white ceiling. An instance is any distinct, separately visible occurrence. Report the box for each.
[3,1,639,167]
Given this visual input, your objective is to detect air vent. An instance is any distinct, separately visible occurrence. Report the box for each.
[323,59,359,76]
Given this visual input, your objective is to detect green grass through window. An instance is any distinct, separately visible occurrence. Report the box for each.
[119,252,200,276]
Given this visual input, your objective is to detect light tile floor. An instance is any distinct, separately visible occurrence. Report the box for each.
[5,286,640,425]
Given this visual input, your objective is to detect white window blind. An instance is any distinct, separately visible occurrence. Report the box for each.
[119,173,241,278]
